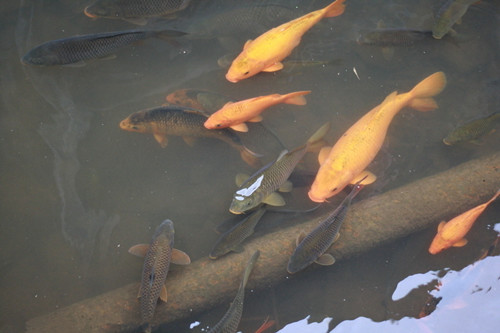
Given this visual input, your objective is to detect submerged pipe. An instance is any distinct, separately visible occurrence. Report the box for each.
[26,152,500,332]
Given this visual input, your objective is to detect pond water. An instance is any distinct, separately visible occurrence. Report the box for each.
[1,0,499,332]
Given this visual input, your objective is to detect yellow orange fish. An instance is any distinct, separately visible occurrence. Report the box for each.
[225,0,346,82]
[428,190,500,254]
[204,91,310,132]
[308,71,447,202]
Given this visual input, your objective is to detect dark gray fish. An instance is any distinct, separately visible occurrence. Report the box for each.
[432,0,477,39]
[229,123,330,214]
[119,106,262,167]
[210,208,267,259]
[85,0,191,24]
[443,112,500,145]
[208,250,260,333]
[357,29,433,47]
[128,220,191,333]
[21,29,186,66]
[287,181,364,274]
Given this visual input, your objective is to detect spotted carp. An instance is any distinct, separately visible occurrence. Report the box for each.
[443,112,500,145]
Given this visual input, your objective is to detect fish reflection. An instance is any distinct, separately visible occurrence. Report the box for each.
[443,112,500,145]
[21,29,186,66]
[119,106,262,167]
[84,0,191,25]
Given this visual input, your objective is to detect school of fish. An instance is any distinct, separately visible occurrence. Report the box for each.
[23,0,500,331]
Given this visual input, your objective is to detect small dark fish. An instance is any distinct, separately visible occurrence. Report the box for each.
[85,0,191,25]
[208,250,260,333]
[432,0,477,39]
[443,112,500,145]
[229,123,330,214]
[119,106,261,167]
[287,181,364,274]
[210,207,267,259]
[21,29,186,66]
[357,29,433,47]
[128,220,191,333]
[165,89,231,113]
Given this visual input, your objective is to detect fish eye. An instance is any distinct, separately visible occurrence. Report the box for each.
[216,124,221,127]
[244,71,249,75]
[331,187,338,192]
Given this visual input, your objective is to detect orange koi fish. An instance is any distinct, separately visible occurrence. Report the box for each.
[428,190,500,254]
[254,316,275,333]
[225,0,346,82]
[204,91,310,132]
[308,71,447,202]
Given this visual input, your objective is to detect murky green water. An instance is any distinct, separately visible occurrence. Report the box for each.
[1,0,499,332]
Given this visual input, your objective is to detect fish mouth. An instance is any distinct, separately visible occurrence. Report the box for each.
[83,7,97,18]
[308,191,325,203]
[229,208,243,215]
[225,74,239,83]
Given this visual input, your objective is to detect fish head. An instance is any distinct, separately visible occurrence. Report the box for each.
[229,195,258,214]
[428,234,450,254]
[226,56,259,83]
[203,114,228,130]
[119,111,150,133]
[442,133,460,146]
[84,0,124,19]
[308,170,350,203]
[21,45,58,66]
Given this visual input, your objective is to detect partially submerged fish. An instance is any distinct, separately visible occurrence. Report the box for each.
[204,91,311,132]
[128,220,191,333]
[443,112,500,145]
[166,89,231,113]
[119,106,261,167]
[428,190,500,254]
[208,250,260,333]
[308,72,447,203]
[226,0,346,82]
[21,29,186,66]
[357,29,434,47]
[84,0,191,25]
[210,207,267,259]
[287,180,364,274]
[432,0,478,39]
[230,123,330,214]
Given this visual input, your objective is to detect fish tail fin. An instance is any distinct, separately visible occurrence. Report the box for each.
[408,97,439,112]
[323,0,347,18]
[283,91,311,105]
[307,122,331,145]
[409,72,447,102]
[240,146,263,168]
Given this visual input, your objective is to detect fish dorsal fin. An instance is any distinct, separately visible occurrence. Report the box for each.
[350,170,376,185]
[453,238,468,247]
[318,146,331,165]
[296,231,307,246]
[159,285,168,302]
[154,133,168,148]
[248,115,263,122]
[128,244,149,257]
[236,173,250,187]
[171,248,191,265]
[276,149,289,162]
[230,123,249,132]
[279,180,293,193]
[437,221,446,232]
[243,40,253,50]
[263,62,284,72]
[262,192,285,206]
[315,253,335,265]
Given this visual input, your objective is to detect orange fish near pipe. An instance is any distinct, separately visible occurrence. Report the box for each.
[428,190,500,254]
[225,0,346,83]
[308,71,447,203]
[204,91,310,132]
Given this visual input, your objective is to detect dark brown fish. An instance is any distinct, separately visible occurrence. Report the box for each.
[357,29,433,47]
[119,106,261,167]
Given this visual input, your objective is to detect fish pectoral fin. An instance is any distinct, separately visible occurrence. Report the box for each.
[128,244,150,257]
[248,115,263,122]
[381,47,394,61]
[262,192,286,206]
[437,221,446,232]
[98,54,118,61]
[278,180,293,193]
[453,238,468,247]
[182,136,196,146]
[296,231,307,246]
[333,232,340,243]
[171,248,191,265]
[315,254,335,266]
[235,173,250,187]
[232,244,245,253]
[262,62,284,72]
[351,171,376,185]
[318,146,332,165]
[137,283,142,298]
[243,40,253,50]
[230,123,249,132]
[154,133,168,148]
[159,285,168,302]
[124,17,149,26]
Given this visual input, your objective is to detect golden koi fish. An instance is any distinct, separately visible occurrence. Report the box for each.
[308,71,447,202]
[225,0,346,82]
[429,190,500,254]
